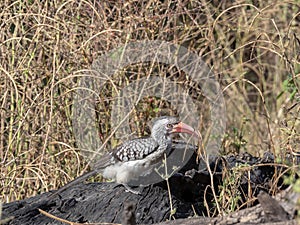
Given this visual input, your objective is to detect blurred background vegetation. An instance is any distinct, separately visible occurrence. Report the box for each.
[1,0,299,205]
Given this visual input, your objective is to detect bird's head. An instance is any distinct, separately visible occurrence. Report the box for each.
[151,116,198,143]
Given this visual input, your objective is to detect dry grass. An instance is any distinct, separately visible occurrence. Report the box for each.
[0,0,299,214]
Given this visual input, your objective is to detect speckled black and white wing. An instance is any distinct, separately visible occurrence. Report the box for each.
[101,137,170,184]
[112,137,159,162]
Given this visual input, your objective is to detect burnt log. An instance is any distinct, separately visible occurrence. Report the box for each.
[2,142,298,225]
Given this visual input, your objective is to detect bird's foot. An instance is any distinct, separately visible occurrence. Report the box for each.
[112,183,142,195]
[123,184,142,195]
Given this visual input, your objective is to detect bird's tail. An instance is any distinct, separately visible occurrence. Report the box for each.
[48,170,99,200]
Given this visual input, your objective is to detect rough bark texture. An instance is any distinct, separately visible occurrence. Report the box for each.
[2,143,299,225]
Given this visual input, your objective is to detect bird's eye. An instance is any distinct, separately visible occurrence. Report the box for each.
[166,123,173,129]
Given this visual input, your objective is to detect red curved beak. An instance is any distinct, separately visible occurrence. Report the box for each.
[171,122,198,137]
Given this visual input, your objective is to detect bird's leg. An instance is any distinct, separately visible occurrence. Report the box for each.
[112,183,141,195]
[113,183,142,195]
[123,184,142,195]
